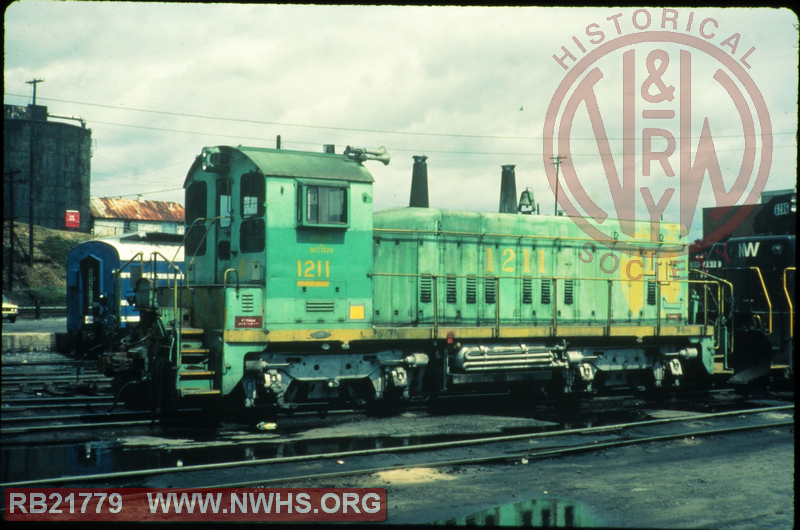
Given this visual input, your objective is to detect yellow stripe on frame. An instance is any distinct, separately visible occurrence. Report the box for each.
[297,280,330,287]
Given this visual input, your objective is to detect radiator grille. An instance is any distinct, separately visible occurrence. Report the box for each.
[522,278,532,304]
[485,277,496,304]
[241,294,255,312]
[446,276,457,304]
[466,276,477,304]
[541,278,552,305]
[420,275,432,303]
[647,281,657,306]
[564,279,574,305]
[306,301,335,313]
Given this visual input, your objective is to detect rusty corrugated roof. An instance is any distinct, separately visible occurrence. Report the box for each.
[90,197,185,222]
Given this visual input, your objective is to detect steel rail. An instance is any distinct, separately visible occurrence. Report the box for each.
[210,419,794,489]
[1,410,153,424]
[1,417,155,436]
[0,419,155,437]
[3,374,106,382]
[1,401,115,413]
[2,404,791,488]
[1,396,113,405]
[1,361,98,367]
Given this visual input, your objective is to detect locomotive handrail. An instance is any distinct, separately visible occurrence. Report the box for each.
[149,251,183,324]
[749,267,772,335]
[222,269,240,332]
[370,272,718,341]
[689,269,734,357]
[497,277,503,338]
[373,227,686,250]
[783,267,795,338]
[606,280,613,336]
[223,268,239,290]
[112,250,183,323]
[114,251,146,315]
[183,216,226,290]
[115,251,145,282]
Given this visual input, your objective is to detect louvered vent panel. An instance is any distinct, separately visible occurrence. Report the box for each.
[466,276,477,304]
[564,279,574,305]
[446,276,457,304]
[522,279,532,304]
[485,278,496,304]
[306,301,335,313]
[647,281,657,306]
[541,279,552,305]
[420,275,432,303]
[241,294,255,313]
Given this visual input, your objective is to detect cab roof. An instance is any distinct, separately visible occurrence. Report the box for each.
[185,145,375,186]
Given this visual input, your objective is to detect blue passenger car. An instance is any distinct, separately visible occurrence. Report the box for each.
[66,232,184,356]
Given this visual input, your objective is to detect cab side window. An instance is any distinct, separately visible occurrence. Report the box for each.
[300,183,348,227]
[185,181,207,256]
[241,172,265,218]
[239,172,265,253]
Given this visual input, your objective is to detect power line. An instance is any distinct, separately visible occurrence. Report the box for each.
[83,119,800,159]
[5,91,796,142]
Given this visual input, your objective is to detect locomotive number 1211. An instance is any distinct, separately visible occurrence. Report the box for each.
[297,259,331,279]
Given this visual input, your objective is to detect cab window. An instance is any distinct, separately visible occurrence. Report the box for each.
[185,181,207,256]
[217,178,232,228]
[301,184,348,227]
[241,172,265,218]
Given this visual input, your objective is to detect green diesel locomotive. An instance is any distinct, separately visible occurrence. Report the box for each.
[103,144,722,410]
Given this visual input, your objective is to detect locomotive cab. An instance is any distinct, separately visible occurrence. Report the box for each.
[147,145,407,408]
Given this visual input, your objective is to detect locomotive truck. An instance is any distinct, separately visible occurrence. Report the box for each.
[101,144,722,411]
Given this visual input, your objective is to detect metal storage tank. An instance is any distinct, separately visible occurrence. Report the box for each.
[3,104,92,233]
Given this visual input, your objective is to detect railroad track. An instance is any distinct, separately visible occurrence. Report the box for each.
[2,404,792,488]
[1,361,112,395]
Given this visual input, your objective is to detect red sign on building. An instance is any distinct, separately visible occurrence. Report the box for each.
[65,210,80,228]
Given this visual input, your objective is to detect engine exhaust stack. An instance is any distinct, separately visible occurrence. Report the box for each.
[409,155,429,208]
[499,165,517,214]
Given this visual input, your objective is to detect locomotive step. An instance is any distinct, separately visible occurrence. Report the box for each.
[180,348,210,355]
[179,348,210,365]
[179,388,222,397]
[179,328,205,349]
[178,370,216,379]
[713,362,734,374]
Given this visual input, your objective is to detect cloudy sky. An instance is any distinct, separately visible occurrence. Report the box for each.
[4,3,798,242]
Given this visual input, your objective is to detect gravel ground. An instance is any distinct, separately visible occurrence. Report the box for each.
[294,424,794,528]
[2,345,793,527]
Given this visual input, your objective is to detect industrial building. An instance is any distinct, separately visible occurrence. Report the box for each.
[89,196,185,236]
[3,104,92,233]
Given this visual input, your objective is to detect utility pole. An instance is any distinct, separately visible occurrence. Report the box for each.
[551,155,567,216]
[26,78,44,105]
[26,78,44,266]
[4,170,21,291]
